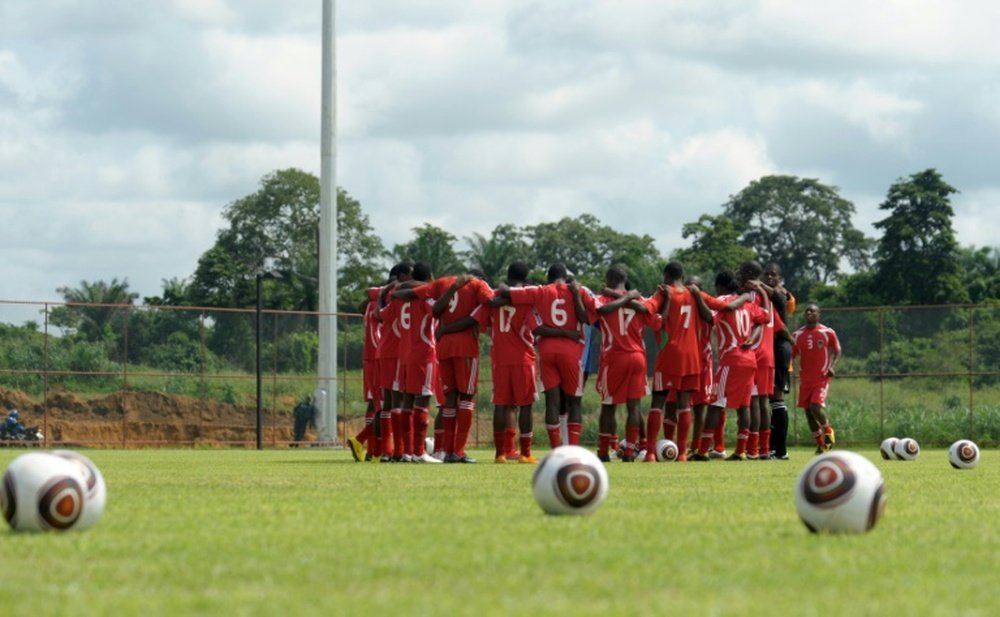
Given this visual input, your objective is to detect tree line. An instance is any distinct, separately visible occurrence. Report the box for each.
[23,166,999,381]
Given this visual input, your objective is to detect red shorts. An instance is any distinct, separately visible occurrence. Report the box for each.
[539,352,583,396]
[363,359,380,404]
[652,371,699,393]
[379,357,399,392]
[711,364,755,409]
[596,353,647,405]
[439,356,479,396]
[493,364,538,407]
[399,361,437,397]
[693,362,714,406]
[798,380,830,409]
[752,363,775,397]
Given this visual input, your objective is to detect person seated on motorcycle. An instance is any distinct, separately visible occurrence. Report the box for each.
[4,409,24,433]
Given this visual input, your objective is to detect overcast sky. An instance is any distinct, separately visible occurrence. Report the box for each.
[2,0,999,319]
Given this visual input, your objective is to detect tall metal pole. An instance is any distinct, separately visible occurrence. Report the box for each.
[255,273,263,450]
[317,0,338,445]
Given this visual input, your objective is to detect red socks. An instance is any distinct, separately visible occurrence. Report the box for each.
[676,408,692,456]
[412,407,429,455]
[567,422,582,445]
[519,433,533,457]
[456,401,474,456]
[546,424,562,448]
[645,409,662,454]
[441,407,456,454]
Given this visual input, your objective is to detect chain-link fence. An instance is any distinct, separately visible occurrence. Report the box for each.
[0,300,996,448]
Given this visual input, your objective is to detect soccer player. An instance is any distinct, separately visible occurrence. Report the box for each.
[684,275,716,458]
[499,263,595,448]
[373,262,412,462]
[385,262,442,463]
[347,284,383,462]
[763,262,795,460]
[426,270,493,463]
[593,265,660,462]
[690,271,769,461]
[738,260,776,460]
[646,262,708,462]
[478,262,541,463]
[792,304,841,454]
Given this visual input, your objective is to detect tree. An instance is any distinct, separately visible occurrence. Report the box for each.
[671,214,757,283]
[393,224,465,276]
[463,224,531,285]
[873,169,967,305]
[49,278,139,343]
[188,169,385,312]
[723,175,871,294]
[957,246,1000,304]
[526,214,663,292]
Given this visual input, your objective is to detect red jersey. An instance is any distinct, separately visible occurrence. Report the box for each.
[362,287,381,361]
[656,285,730,376]
[424,276,493,360]
[508,283,596,356]
[594,294,661,357]
[793,324,841,383]
[475,297,540,367]
[375,291,403,361]
[714,294,769,368]
[747,290,775,368]
[393,286,437,365]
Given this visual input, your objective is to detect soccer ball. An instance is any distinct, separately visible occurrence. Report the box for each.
[1,452,89,532]
[879,438,899,460]
[894,437,920,461]
[51,450,106,529]
[655,439,679,462]
[794,451,886,534]
[948,440,980,470]
[532,445,608,516]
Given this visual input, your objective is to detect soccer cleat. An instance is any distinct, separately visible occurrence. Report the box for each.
[689,452,710,462]
[494,455,507,464]
[677,452,688,462]
[364,453,372,462]
[824,427,836,449]
[709,450,727,460]
[347,436,365,462]
[378,455,391,463]
[814,446,826,455]
[746,453,759,461]
[518,454,539,464]
[726,452,747,461]
[597,453,611,463]
[433,450,446,462]
[505,449,520,460]
[776,452,790,461]
[416,452,443,464]
[446,453,478,463]
[643,452,657,463]
[400,454,414,463]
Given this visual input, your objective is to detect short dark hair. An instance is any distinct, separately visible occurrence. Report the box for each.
[739,260,763,280]
[395,261,413,277]
[606,264,628,288]
[715,270,740,293]
[663,261,684,282]
[412,261,432,282]
[507,261,529,284]
[468,268,487,279]
[547,263,567,283]
[764,262,782,275]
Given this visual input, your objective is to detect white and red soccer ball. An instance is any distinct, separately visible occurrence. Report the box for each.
[948,440,979,470]
[893,437,920,461]
[655,439,679,462]
[794,451,886,534]
[532,445,608,515]
[879,438,899,460]
[1,451,106,533]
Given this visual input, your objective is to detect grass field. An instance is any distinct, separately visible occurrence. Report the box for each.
[1,447,997,617]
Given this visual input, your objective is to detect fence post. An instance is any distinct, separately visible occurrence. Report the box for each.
[968,307,975,440]
[878,308,885,441]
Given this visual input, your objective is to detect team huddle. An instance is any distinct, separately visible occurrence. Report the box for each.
[346,259,841,464]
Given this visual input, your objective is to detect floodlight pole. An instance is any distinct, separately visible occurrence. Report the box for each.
[317,0,339,445]
[255,272,264,450]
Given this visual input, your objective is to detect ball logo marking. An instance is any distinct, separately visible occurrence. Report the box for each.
[803,457,855,507]
[555,463,600,508]
[37,477,83,531]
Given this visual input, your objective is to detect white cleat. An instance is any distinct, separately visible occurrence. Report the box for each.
[401,454,414,463]
[708,450,727,460]
[432,450,446,461]
[417,452,443,464]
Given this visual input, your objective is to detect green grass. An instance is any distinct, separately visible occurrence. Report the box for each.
[1,448,998,616]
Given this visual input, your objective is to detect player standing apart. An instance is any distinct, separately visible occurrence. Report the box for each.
[347,285,383,462]
[792,304,841,454]
[373,263,412,462]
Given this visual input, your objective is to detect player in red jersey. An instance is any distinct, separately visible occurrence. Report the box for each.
[646,262,733,461]
[382,262,442,463]
[347,285,383,462]
[500,263,596,448]
[423,271,493,463]
[477,262,541,463]
[373,263,412,462]
[690,271,769,461]
[737,260,775,460]
[683,275,717,458]
[593,265,661,462]
[792,304,841,454]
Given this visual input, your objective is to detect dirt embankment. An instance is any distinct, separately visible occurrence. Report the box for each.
[0,388,314,447]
